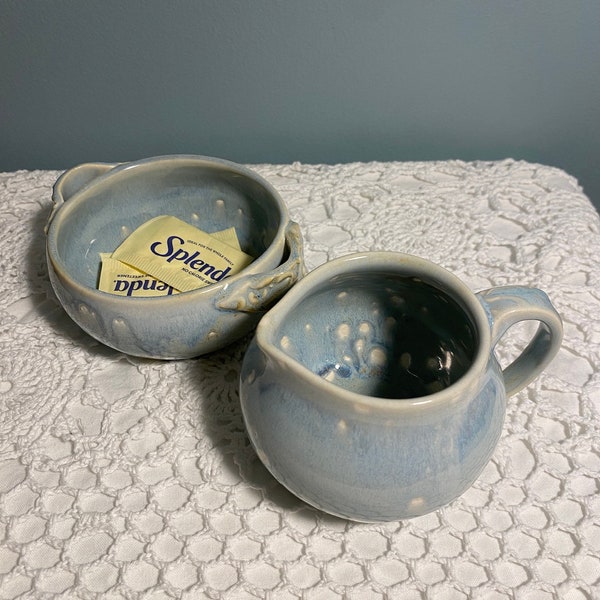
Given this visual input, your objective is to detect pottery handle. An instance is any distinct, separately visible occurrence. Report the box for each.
[477,286,563,397]
[46,162,118,232]
[216,221,306,313]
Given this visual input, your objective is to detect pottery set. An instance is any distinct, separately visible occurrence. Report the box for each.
[46,155,563,521]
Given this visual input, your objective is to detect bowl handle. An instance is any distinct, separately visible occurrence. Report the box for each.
[477,286,563,397]
[46,162,118,232]
[216,221,306,313]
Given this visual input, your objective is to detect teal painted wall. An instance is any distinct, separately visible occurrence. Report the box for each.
[2,1,599,210]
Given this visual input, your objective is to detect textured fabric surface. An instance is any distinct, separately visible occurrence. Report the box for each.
[1,160,599,599]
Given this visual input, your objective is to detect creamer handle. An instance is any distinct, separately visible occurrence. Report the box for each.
[216,221,306,313]
[46,162,118,231]
[476,286,563,397]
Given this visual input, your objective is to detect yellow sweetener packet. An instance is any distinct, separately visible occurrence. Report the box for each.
[210,226,242,251]
[98,254,179,296]
[112,216,254,293]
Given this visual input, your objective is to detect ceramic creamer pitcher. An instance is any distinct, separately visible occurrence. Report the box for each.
[239,252,563,522]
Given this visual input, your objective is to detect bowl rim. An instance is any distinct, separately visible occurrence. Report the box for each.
[46,154,291,304]
[253,251,493,412]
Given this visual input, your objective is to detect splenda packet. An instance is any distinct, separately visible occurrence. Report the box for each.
[111,216,254,292]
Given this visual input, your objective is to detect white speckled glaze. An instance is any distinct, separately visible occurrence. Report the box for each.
[240,252,563,522]
[46,155,305,359]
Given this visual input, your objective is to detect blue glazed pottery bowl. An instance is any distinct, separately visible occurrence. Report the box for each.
[240,252,562,521]
[46,155,305,359]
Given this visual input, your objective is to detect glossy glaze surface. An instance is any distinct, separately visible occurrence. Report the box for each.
[46,155,305,358]
[240,252,563,521]
[277,273,477,399]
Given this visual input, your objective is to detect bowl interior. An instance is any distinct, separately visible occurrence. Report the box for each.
[274,271,478,399]
[51,161,284,289]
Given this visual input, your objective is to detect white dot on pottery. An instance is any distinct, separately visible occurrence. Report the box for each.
[354,403,371,415]
[409,497,425,510]
[427,357,441,370]
[369,347,387,367]
[400,353,411,369]
[336,323,351,341]
[358,322,371,336]
[112,318,128,332]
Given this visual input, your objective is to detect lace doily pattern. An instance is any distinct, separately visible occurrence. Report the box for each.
[1,160,599,598]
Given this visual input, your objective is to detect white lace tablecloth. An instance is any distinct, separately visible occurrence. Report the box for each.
[1,160,599,599]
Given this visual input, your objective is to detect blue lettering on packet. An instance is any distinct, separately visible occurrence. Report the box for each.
[110,215,253,293]
[150,235,231,281]
[113,278,177,296]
